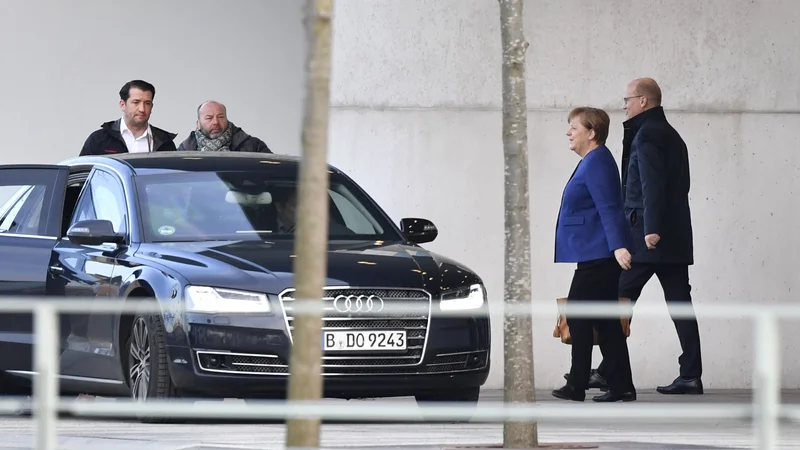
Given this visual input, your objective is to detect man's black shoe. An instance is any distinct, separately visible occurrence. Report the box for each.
[551,384,585,402]
[592,390,636,402]
[656,376,704,395]
[562,369,609,391]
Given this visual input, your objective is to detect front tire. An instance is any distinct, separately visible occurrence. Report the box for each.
[126,301,179,423]
[415,387,480,423]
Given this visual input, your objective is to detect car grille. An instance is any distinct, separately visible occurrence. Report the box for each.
[279,287,432,367]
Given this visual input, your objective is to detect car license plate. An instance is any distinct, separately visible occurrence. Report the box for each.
[323,330,406,351]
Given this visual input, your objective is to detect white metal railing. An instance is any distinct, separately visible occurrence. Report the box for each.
[0,298,795,449]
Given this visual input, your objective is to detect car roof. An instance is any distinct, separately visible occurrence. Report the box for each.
[62,151,343,176]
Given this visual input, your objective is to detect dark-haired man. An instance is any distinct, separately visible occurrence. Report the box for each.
[79,80,177,156]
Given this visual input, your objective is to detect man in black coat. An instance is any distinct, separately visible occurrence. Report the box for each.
[177,101,272,153]
[80,80,177,155]
[588,78,703,395]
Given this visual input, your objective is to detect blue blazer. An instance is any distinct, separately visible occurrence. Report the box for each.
[554,145,633,263]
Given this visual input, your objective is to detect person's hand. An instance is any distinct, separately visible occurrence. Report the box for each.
[619,297,633,337]
[621,317,631,337]
[614,248,632,270]
[645,233,660,249]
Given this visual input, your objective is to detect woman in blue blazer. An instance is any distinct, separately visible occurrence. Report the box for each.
[552,107,636,402]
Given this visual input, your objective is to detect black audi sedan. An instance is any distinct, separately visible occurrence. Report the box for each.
[0,151,490,419]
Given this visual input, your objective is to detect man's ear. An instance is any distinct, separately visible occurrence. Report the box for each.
[196,120,201,130]
[119,99,125,111]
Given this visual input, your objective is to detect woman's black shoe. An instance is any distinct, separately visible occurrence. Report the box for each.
[591,390,636,402]
[551,384,585,402]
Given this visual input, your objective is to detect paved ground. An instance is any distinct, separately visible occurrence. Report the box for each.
[0,389,799,449]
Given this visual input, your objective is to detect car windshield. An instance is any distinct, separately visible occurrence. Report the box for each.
[134,170,399,243]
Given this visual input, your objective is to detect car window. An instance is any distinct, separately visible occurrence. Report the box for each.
[0,186,33,232]
[0,185,48,236]
[135,170,397,243]
[330,188,378,234]
[0,185,29,214]
[70,169,128,235]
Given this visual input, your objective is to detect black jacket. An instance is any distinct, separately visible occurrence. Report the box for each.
[621,107,693,265]
[177,124,272,153]
[80,119,178,156]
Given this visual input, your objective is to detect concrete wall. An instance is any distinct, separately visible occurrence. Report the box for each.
[0,0,307,166]
[329,0,800,389]
[3,0,798,391]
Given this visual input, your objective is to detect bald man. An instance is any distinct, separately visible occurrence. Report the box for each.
[178,101,272,153]
[588,78,702,395]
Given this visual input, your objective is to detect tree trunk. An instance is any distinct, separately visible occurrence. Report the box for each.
[285,0,333,448]
[499,0,538,448]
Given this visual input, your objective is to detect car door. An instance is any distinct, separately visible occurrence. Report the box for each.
[50,168,129,382]
[0,165,69,374]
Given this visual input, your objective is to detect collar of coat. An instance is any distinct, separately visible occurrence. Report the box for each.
[623,106,667,133]
[101,119,177,144]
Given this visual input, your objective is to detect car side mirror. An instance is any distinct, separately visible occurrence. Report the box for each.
[67,219,124,246]
[399,218,438,244]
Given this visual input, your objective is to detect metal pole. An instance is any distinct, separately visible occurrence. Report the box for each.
[753,311,780,450]
[33,303,59,450]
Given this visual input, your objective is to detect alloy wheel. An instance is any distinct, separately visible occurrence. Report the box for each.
[129,317,151,401]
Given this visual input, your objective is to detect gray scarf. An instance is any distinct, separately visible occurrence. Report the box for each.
[195,124,233,151]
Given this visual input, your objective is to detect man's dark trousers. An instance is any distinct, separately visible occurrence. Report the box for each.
[597,262,702,380]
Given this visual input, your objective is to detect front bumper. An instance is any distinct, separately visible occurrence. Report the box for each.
[167,287,491,398]
[166,315,490,398]
[167,344,490,399]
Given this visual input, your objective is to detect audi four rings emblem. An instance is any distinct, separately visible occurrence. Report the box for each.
[333,294,384,313]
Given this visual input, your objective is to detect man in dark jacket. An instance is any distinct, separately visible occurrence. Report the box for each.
[177,101,272,153]
[587,78,702,395]
[80,80,177,155]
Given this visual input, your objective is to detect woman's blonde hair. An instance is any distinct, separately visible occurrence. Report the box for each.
[568,107,610,145]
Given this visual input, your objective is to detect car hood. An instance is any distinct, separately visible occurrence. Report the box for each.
[134,239,481,295]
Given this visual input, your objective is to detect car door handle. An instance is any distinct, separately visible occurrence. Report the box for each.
[48,265,64,274]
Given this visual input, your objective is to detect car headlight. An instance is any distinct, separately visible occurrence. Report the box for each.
[185,286,270,314]
[440,284,486,311]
